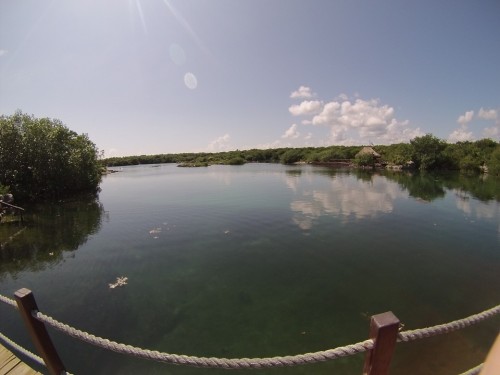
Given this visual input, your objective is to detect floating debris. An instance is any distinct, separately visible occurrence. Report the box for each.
[149,228,162,239]
[224,230,230,235]
[109,276,128,289]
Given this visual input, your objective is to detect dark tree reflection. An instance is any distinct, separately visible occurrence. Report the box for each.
[383,170,499,203]
[0,197,105,279]
[383,171,446,202]
[312,167,499,203]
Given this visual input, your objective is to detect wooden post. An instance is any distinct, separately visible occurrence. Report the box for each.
[14,288,66,375]
[362,311,400,375]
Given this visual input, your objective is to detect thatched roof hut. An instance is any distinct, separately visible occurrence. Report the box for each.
[355,146,381,158]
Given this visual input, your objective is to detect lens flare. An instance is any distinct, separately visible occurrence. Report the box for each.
[184,72,198,90]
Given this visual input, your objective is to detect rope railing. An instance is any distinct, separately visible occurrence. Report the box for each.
[0,292,499,373]
[0,293,18,308]
[0,331,45,367]
[397,304,500,343]
[0,331,74,375]
[32,304,500,369]
[33,310,375,369]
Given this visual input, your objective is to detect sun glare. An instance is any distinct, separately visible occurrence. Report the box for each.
[129,0,148,34]
[161,0,213,60]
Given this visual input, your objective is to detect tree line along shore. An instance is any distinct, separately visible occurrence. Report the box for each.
[104,135,500,175]
[1,111,499,203]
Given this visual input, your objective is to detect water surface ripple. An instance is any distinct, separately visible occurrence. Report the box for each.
[0,164,499,375]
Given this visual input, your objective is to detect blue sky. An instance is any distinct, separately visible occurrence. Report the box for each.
[1,0,499,157]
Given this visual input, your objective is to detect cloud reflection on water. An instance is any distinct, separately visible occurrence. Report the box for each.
[453,189,500,239]
[454,190,500,220]
[287,172,404,230]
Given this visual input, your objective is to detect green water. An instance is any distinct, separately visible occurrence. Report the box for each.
[0,164,499,375]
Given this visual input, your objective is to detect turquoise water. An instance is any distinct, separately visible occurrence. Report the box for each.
[0,164,499,374]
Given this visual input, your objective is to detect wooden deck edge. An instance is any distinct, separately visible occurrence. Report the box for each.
[0,344,43,375]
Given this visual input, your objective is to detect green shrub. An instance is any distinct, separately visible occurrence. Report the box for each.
[354,153,375,167]
[0,111,102,201]
[459,155,481,173]
[227,157,246,165]
[487,146,500,176]
[280,149,303,164]
[410,134,447,170]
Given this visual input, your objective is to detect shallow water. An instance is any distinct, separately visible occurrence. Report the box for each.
[0,164,499,374]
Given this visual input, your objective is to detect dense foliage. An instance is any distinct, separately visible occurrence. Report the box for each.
[104,146,363,167]
[104,135,499,176]
[489,146,500,176]
[0,111,102,201]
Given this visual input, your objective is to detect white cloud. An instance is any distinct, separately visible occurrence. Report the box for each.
[483,126,499,139]
[290,86,314,99]
[457,110,474,125]
[310,101,340,125]
[208,134,230,151]
[449,107,500,142]
[449,111,474,142]
[289,100,322,116]
[478,108,498,121]
[305,96,421,144]
[282,124,300,139]
[285,88,500,147]
[448,128,474,142]
[0,49,7,57]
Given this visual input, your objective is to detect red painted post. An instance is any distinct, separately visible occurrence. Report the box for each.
[14,288,66,375]
[362,311,400,375]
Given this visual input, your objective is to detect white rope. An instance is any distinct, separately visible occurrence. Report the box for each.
[0,294,18,308]
[398,304,500,343]
[33,310,373,369]
[2,292,499,370]
[0,295,73,374]
[0,331,45,367]
[33,303,500,370]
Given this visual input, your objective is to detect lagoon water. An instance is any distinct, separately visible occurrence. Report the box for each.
[0,163,499,375]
